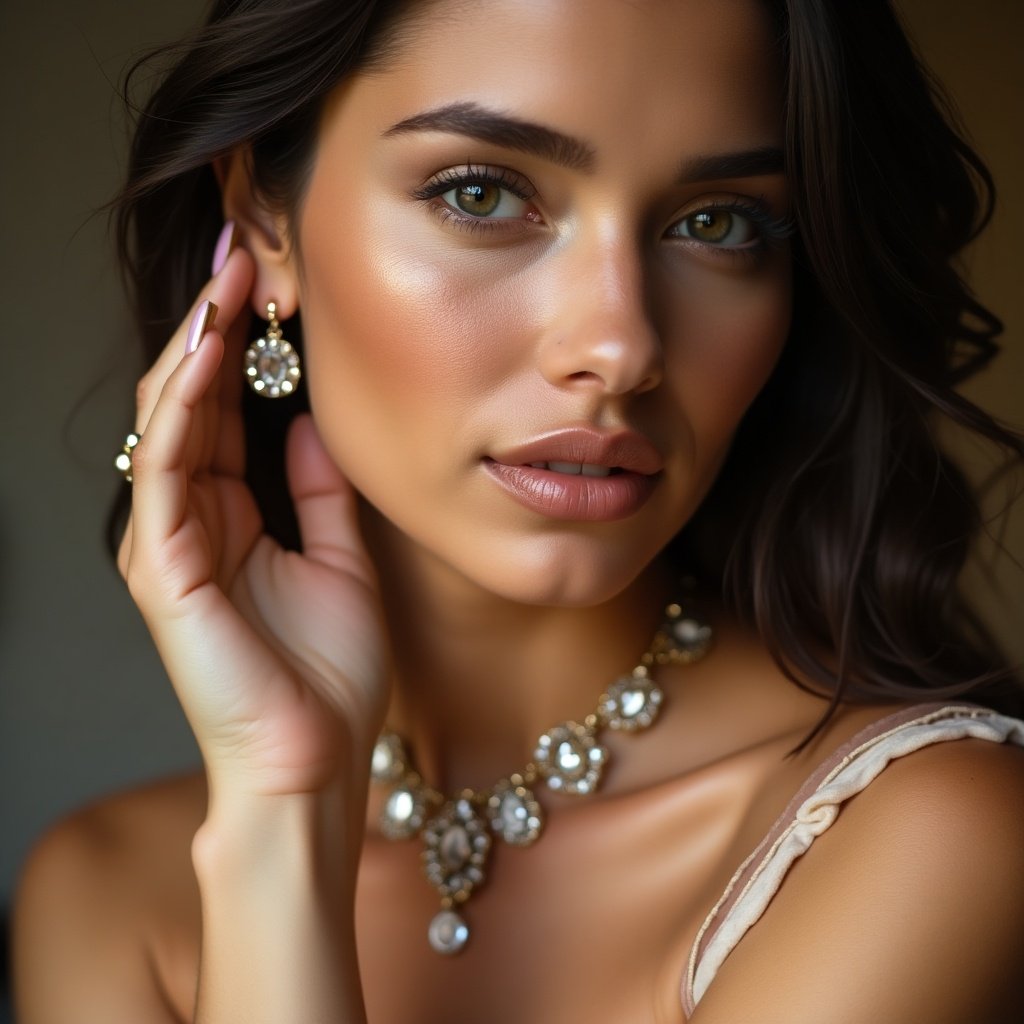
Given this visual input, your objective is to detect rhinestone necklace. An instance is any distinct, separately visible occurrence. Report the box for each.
[370,598,712,955]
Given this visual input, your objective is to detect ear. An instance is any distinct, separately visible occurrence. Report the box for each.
[216,149,301,319]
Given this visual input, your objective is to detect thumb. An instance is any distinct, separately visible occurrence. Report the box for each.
[285,414,372,577]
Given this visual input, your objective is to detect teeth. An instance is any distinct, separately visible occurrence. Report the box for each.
[528,461,613,478]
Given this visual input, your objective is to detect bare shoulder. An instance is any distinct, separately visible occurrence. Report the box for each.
[857,728,1024,843]
[692,731,1024,1024]
[12,771,206,1024]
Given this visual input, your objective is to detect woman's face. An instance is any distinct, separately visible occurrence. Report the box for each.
[289,0,791,605]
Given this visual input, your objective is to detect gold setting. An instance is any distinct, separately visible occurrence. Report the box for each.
[114,431,142,483]
[244,301,301,397]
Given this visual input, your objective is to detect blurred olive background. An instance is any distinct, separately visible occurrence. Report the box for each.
[0,1,1021,995]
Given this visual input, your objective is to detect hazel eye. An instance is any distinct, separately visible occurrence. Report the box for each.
[450,182,500,216]
[440,181,531,219]
[671,209,760,247]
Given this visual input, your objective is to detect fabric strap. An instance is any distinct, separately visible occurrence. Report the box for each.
[681,703,1024,1017]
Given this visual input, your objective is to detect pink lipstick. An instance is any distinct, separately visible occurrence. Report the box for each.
[485,428,661,521]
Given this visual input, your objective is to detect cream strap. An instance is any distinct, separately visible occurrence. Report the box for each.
[681,703,1024,1017]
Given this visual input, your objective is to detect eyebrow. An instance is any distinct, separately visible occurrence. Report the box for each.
[383,102,596,172]
[384,101,785,184]
[678,146,785,184]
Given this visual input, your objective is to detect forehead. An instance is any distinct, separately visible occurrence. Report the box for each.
[334,0,783,164]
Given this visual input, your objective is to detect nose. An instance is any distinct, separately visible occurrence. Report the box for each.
[538,237,663,396]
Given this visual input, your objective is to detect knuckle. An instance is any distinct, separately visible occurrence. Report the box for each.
[123,557,151,605]
[124,570,144,605]
[127,438,151,476]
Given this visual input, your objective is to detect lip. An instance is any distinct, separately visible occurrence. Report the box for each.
[484,428,662,522]
[491,428,664,475]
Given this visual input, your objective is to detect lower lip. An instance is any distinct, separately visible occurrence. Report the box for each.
[483,460,657,522]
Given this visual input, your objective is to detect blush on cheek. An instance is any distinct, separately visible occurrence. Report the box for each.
[305,229,528,409]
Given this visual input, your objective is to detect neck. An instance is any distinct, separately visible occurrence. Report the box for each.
[361,507,676,793]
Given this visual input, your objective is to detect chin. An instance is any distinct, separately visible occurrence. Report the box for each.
[360,492,679,610]
[446,535,667,609]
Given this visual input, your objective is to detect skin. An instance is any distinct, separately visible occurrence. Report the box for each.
[292,0,792,611]
[12,1,1024,1022]
[251,0,793,786]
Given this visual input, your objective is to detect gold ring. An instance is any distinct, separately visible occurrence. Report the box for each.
[114,432,142,483]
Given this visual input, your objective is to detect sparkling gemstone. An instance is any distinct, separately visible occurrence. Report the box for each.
[389,790,414,822]
[258,350,284,380]
[428,909,469,955]
[370,732,408,782]
[556,741,584,776]
[439,825,471,869]
[488,782,543,846]
[535,722,607,796]
[371,745,392,777]
[502,796,527,830]
[601,675,663,731]
[674,617,709,646]
[667,615,712,662]
[620,689,646,718]
[422,800,491,900]
[245,337,301,397]
[379,783,425,839]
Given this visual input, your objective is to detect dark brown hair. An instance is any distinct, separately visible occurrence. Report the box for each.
[112,0,1024,727]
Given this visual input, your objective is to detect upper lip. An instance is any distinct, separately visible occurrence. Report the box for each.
[489,427,663,475]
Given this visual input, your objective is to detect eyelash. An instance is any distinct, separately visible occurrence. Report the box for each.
[412,164,537,235]
[671,197,795,259]
[412,165,794,255]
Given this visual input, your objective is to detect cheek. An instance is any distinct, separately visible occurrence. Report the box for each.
[665,259,792,450]
[299,199,534,411]
[294,201,545,512]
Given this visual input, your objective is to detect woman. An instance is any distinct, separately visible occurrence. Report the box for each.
[13,0,1024,1020]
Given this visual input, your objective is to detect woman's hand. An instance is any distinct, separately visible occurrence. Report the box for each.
[117,244,388,801]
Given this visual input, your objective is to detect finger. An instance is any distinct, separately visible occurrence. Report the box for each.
[134,247,255,434]
[122,299,224,576]
[121,248,256,574]
[206,282,252,480]
[129,328,226,575]
[285,415,374,578]
[117,517,133,579]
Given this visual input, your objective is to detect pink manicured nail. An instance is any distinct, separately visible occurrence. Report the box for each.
[185,300,218,355]
[211,220,237,275]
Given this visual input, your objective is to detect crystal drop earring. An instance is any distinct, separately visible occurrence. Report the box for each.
[243,301,301,397]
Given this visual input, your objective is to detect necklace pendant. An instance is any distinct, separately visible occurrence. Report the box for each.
[600,671,664,731]
[422,796,492,903]
[534,721,607,795]
[428,908,470,955]
[488,778,544,846]
[649,603,713,665]
[371,731,409,783]
[379,780,430,840]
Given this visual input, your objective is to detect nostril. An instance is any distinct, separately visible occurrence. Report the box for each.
[566,370,603,382]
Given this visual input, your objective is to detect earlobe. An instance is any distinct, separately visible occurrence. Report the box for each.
[216,149,300,318]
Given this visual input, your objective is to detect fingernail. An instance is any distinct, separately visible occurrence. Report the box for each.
[211,220,237,275]
[185,300,218,355]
